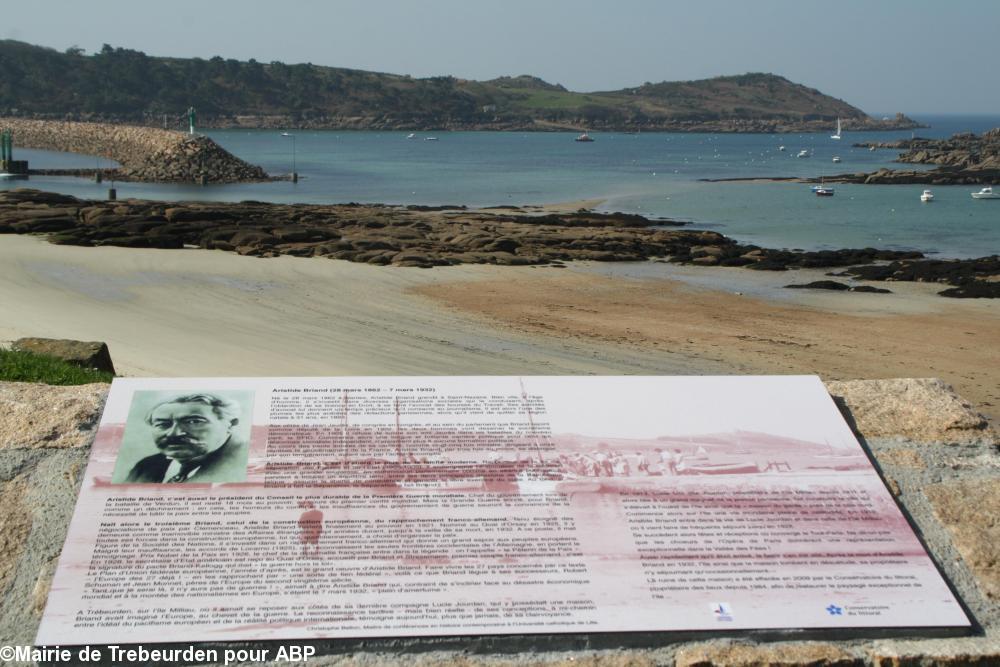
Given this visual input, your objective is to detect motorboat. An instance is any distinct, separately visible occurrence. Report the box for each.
[423,136,439,141]
[832,156,841,163]
[920,189,934,203]
[814,187,835,197]
[796,149,810,158]
[830,117,842,140]
[575,132,594,142]
[778,145,786,151]
[406,133,416,139]
[971,186,999,200]
[869,145,876,151]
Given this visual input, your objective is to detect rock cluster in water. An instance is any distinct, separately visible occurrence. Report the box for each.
[840,128,1000,185]
[0,118,270,184]
[1,189,996,297]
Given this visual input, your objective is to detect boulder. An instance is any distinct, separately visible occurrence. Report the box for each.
[11,338,116,375]
[785,280,850,291]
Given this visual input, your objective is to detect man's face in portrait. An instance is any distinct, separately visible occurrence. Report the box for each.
[150,402,234,463]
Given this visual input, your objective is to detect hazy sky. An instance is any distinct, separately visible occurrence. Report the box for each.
[6,0,999,114]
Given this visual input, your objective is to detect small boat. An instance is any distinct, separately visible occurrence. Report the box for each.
[797,149,810,158]
[423,136,438,141]
[575,132,594,142]
[832,156,841,163]
[280,131,291,137]
[920,189,934,202]
[869,145,876,151]
[406,133,416,139]
[971,186,999,200]
[815,187,835,197]
[831,117,842,140]
[0,172,15,179]
[778,145,786,152]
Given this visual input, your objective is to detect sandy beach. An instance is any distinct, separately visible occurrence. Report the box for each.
[2,233,997,419]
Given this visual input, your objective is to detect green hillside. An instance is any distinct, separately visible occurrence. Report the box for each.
[0,41,914,131]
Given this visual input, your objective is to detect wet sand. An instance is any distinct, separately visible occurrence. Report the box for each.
[2,234,997,420]
[413,263,1000,420]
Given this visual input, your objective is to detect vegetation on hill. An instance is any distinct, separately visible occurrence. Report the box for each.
[0,40,914,131]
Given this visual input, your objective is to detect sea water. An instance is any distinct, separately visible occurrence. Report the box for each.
[4,115,998,258]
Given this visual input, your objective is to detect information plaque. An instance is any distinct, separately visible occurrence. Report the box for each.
[37,376,970,643]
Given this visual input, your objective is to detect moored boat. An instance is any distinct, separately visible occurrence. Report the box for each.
[815,187,835,196]
[796,149,810,158]
[971,186,999,200]
[575,132,594,142]
[921,189,934,202]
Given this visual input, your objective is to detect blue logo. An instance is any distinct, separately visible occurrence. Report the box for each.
[826,604,843,616]
[712,602,734,621]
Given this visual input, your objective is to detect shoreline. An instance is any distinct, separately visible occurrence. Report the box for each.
[1,234,997,421]
[3,188,997,297]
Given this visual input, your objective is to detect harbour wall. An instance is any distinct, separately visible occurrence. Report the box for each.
[0,118,269,183]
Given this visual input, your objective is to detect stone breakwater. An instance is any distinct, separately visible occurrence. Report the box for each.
[0,118,270,183]
[1,188,997,297]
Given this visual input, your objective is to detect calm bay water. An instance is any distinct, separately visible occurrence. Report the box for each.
[5,115,999,258]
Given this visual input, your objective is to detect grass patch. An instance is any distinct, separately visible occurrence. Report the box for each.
[512,89,620,111]
[0,348,114,385]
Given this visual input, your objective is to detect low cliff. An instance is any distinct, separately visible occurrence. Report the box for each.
[0,118,270,183]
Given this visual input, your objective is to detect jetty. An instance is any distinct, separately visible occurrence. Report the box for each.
[0,118,270,184]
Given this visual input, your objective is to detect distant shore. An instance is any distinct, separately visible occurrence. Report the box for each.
[704,126,1000,185]
[5,115,923,135]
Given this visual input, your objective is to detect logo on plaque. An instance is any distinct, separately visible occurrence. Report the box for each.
[712,603,734,621]
[826,604,844,616]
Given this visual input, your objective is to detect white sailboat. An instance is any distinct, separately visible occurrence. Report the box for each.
[831,118,842,140]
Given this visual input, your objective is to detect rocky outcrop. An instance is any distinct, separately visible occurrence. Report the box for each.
[833,256,1000,298]
[1,188,997,297]
[784,280,892,293]
[0,118,269,183]
[837,128,1000,185]
[11,338,116,374]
